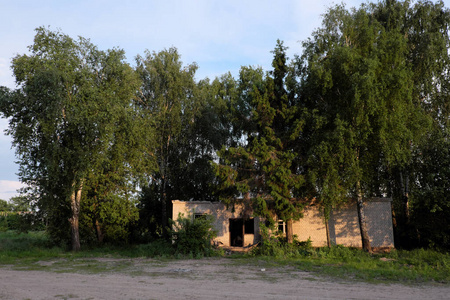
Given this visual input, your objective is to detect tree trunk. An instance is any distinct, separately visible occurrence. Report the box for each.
[325,218,331,248]
[69,181,83,251]
[95,219,104,243]
[161,174,168,239]
[399,170,410,224]
[356,181,372,253]
[286,219,294,244]
[160,135,170,239]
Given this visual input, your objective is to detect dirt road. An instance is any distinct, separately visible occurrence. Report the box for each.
[0,258,448,299]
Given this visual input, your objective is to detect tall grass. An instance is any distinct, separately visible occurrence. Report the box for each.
[0,231,64,264]
[250,244,450,283]
[0,230,192,263]
[1,231,448,283]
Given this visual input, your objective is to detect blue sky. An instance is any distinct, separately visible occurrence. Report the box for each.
[1,0,449,201]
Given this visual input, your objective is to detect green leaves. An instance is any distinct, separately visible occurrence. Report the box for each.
[301,2,423,203]
[215,42,304,233]
[1,27,142,247]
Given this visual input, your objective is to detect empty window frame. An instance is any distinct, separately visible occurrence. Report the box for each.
[194,213,207,220]
[244,218,254,234]
[278,220,286,234]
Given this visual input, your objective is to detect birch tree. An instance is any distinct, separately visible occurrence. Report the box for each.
[135,48,198,235]
[301,4,426,251]
[0,27,139,250]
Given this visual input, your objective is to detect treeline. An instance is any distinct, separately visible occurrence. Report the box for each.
[0,0,449,251]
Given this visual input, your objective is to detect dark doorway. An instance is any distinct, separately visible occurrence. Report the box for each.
[244,218,254,234]
[229,218,243,247]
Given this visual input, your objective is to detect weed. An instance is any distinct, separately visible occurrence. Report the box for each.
[169,213,218,257]
[1,231,448,284]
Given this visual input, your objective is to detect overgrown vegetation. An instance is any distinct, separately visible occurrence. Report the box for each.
[169,213,218,258]
[0,0,449,253]
[249,246,450,283]
[0,213,44,233]
[0,231,448,284]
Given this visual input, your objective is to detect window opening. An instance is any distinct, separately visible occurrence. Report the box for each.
[244,218,254,234]
[278,220,286,234]
[194,213,207,220]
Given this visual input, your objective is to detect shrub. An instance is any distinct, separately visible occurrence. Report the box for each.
[0,215,7,232]
[134,240,175,258]
[169,213,217,257]
[0,213,44,232]
[253,223,313,257]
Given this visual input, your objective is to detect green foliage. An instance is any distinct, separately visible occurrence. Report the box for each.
[0,231,448,283]
[252,223,313,257]
[135,184,165,242]
[0,199,12,211]
[169,213,218,257]
[0,27,141,249]
[409,127,450,249]
[0,216,7,232]
[135,48,200,234]
[250,245,450,283]
[367,0,450,250]
[0,231,62,264]
[301,2,421,203]
[215,42,305,243]
[0,214,21,231]
[132,240,176,258]
[0,213,44,232]
[8,196,31,212]
[80,194,139,245]
[1,0,449,252]
[298,0,450,250]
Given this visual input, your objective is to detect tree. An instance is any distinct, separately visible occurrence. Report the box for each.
[300,4,427,251]
[410,125,450,248]
[0,27,140,250]
[0,199,11,212]
[135,48,198,236]
[9,196,31,212]
[136,73,238,241]
[79,95,144,244]
[165,76,238,202]
[215,41,304,243]
[369,0,450,247]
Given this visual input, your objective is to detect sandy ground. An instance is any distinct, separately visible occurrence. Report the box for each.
[0,258,448,300]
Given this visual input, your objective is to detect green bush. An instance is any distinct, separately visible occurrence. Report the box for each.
[253,223,313,257]
[169,213,218,257]
[0,213,44,232]
[80,194,139,245]
[134,240,176,258]
[0,216,7,232]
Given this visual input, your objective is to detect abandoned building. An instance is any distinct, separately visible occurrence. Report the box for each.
[172,198,394,249]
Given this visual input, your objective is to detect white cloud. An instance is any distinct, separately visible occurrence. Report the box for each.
[0,180,25,201]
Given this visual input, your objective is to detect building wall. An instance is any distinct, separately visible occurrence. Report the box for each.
[364,198,395,248]
[297,198,394,248]
[294,204,328,247]
[172,198,394,249]
[172,200,260,247]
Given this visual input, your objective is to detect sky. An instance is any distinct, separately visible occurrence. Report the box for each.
[0,0,449,201]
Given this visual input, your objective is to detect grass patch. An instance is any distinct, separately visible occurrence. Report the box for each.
[1,231,448,284]
[0,231,206,273]
[0,231,64,265]
[242,245,450,284]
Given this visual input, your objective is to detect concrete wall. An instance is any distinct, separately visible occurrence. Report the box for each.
[172,198,394,249]
[172,200,260,247]
[296,198,394,248]
[294,204,328,247]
